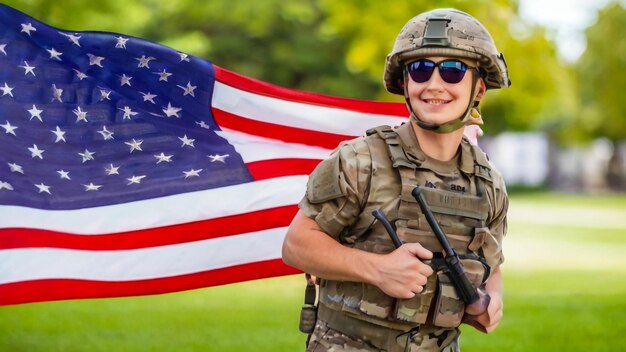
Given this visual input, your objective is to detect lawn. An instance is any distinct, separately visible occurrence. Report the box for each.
[1,192,625,351]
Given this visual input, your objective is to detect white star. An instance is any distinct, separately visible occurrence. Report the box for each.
[208,154,229,163]
[8,162,24,174]
[1,120,17,136]
[98,125,114,140]
[179,52,190,62]
[105,164,120,175]
[57,170,71,180]
[115,36,129,49]
[195,121,211,129]
[83,182,102,191]
[140,91,157,104]
[0,181,14,191]
[50,126,66,143]
[119,74,132,86]
[154,69,172,82]
[19,61,36,76]
[20,23,36,36]
[87,53,105,67]
[51,84,63,102]
[60,32,81,46]
[162,102,182,118]
[177,81,197,97]
[179,134,195,148]
[183,169,203,179]
[78,149,95,163]
[99,89,112,101]
[0,44,6,55]
[74,69,87,80]
[35,183,51,194]
[73,106,88,122]
[1,82,14,97]
[119,106,138,120]
[136,55,155,68]
[28,144,44,159]
[27,105,44,122]
[127,175,146,185]
[46,48,63,61]
[125,138,143,153]
[154,152,173,164]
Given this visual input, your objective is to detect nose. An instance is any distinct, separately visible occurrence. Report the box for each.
[425,67,446,90]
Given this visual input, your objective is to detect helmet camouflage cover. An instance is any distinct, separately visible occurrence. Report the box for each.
[384,8,511,94]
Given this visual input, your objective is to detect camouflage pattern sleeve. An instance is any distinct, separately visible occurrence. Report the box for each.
[298,138,372,241]
[481,168,509,269]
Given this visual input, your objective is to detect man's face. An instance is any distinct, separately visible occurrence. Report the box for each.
[405,56,484,127]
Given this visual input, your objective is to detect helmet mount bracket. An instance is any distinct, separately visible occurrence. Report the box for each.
[423,15,451,47]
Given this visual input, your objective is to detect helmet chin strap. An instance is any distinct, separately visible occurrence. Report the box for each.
[403,67,482,134]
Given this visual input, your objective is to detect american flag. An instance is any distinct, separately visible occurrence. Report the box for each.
[0,4,408,305]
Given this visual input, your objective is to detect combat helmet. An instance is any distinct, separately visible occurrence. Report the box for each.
[384,8,511,133]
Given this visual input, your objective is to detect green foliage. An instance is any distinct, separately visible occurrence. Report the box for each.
[575,2,626,142]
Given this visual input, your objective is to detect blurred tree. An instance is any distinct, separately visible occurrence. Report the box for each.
[575,1,626,143]
[3,0,575,136]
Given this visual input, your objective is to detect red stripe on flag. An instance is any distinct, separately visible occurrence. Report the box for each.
[214,65,407,116]
[0,205,299,250]
[213,107,350,150]
[246,159,321,181]
[0,259,302,306]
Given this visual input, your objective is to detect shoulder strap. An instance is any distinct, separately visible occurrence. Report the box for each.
[366,125,414,169]
[468,143,493,183]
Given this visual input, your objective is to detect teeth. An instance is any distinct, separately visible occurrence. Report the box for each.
[426,99,448,105]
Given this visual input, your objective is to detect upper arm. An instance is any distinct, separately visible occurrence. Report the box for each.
[298,139,372,240]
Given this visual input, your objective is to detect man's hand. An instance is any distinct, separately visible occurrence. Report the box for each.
[463,265,503,333]
[464,292,502,333]
[369,243,434,299]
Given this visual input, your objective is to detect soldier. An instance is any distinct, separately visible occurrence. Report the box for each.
[282,8,510,352]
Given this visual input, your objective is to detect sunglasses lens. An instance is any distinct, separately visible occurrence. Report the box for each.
[407,59,468,84]
[408,60,435,83]
[438,60,467,83]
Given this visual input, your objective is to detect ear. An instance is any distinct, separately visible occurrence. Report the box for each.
[475,79,487,101]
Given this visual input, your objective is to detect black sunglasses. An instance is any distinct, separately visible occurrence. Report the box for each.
[407,59,471,84]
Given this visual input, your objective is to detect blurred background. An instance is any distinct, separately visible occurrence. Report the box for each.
[4,0,626,193]
[1,1,625,351]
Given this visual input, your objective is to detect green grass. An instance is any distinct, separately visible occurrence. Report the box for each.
[510,191,626,208]
[1,192,625,351]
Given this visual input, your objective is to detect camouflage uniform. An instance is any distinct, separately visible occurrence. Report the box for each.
[299,123,508,352]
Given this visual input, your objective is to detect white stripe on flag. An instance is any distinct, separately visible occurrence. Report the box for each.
[217,129,332,163]
[0,227,287,284]
[212,81,407,135]
[0,176,307,234]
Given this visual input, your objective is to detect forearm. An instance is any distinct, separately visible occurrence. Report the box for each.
[282,210,378,284]
[485,265,502,300]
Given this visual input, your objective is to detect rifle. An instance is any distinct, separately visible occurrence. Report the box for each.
[411,186,481,305]
[372,187,490,317]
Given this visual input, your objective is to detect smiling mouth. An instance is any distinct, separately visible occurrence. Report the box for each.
[422,99,451,105]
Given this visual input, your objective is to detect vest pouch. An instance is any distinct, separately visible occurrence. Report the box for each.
[392,269,437,324]
[432,271,465,328]
[358,283,394,319]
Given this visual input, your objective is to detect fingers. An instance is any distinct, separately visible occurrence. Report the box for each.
[403,242,434,260]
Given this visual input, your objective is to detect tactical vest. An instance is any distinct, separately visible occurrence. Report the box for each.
[318,124,497,331]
